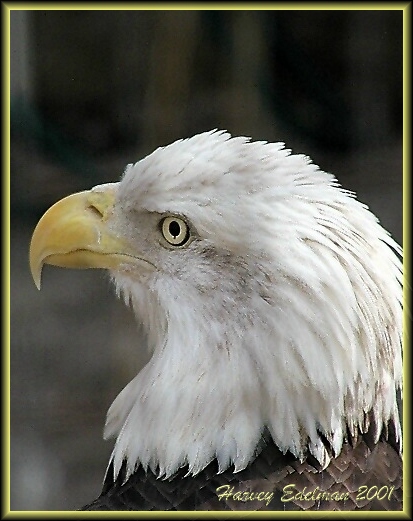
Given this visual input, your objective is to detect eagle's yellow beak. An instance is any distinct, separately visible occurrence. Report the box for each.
[29,185,150,290]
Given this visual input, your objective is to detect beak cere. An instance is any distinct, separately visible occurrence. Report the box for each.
[29,186,151,290]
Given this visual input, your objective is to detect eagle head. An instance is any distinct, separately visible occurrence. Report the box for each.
[30,130,402,481]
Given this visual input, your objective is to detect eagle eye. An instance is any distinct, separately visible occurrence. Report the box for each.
[161,216,190,246]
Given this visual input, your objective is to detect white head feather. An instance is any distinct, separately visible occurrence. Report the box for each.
[101,130,402,481]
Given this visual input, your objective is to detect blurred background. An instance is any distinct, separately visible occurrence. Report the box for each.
[10,9,403,511]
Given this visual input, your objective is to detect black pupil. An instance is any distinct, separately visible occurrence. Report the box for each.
[169,220,181,238]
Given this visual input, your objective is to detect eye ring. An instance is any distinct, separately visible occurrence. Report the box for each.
[161,216,190,246]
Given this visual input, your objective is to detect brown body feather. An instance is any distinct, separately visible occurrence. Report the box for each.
[82,427,402,511]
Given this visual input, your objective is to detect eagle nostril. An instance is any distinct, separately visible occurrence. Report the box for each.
[87,204,104,218]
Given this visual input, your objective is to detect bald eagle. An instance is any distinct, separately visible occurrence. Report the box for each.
[30,130,403,511]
